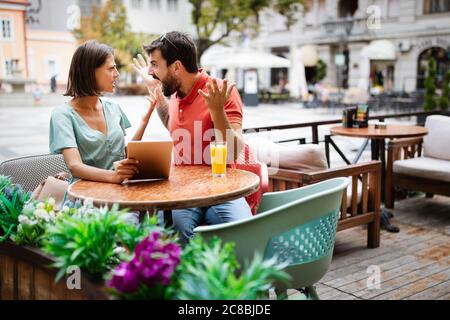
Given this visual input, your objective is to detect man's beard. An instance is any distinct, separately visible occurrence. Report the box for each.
[159,74,180,97]
[162,82,178,97]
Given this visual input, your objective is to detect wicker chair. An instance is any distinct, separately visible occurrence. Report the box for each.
[0,154,71,193]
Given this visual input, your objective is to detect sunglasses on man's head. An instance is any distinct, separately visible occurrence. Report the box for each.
[160,33,179,51]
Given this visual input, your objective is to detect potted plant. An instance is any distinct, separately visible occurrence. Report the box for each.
[419,57,439,125]
[0,175,31,242]
[42,202,162,283]
[1,176,292,300]
[439,70,450,111]
[108,235,291,300]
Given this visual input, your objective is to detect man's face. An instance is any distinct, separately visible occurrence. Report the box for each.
[148,49,180,96]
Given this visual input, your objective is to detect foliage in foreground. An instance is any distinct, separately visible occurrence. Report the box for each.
[168,236,291,300]
[0,175,31,242]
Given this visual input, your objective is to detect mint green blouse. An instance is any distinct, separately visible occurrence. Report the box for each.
[49,99,131,170]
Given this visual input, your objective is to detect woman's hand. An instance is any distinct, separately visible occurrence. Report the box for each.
[198,79,234,117]
[142,87,160,123]
[131,53,159,90]
[111,158,139,183]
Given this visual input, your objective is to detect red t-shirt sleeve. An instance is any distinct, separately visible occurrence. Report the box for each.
[224,86,243,126]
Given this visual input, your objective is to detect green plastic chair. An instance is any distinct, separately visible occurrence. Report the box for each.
[194,177,350,299]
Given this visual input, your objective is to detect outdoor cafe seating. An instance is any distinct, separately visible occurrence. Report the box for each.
[386,115,450,209]
[0,144,379,300]
[246,137,382,249]
[2,111,449,300]
[196,177,350,300]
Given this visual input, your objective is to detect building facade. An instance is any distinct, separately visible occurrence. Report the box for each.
[123,0,193,35]
[25,0,92,91]
[0,0,30,91]
[253,0,450,97]
[24,0,195,91]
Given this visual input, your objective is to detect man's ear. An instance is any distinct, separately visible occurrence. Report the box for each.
[173,60,183,73]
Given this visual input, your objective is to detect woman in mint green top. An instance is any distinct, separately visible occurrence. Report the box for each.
[50,99,131,171]
[49,41,157,184]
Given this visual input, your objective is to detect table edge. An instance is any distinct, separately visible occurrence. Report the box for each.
[330,125,428,139]
[67,171,260,211]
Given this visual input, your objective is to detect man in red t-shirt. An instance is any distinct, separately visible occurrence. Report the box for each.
[132,31,251,244]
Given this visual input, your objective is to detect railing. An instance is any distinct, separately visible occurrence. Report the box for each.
[322,17,369,37]
[243,110,450,144]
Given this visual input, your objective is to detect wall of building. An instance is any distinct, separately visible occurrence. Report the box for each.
[0,2,28,79]
[26,0,79,31]
[253,0,450,96]
[124,0,194,35]
[26,29,76,88]
[23,0,80,91]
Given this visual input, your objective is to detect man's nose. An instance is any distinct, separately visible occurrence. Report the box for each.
[148,66,154,76]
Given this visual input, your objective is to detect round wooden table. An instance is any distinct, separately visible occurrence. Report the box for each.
[330,124,428,140]
[329,123,428,232]
[67,165,260,211]
[330,124,428,171]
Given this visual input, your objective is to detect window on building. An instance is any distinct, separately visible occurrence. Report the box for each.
[46,59,57,79]
[1,19,12,39]
[338,0,358,18]
[424,0,450,14]
[131,0,144,9]
[149,0,161,10]
[4,60,13,77]
[28,47,35,79]
[167,0,179,12]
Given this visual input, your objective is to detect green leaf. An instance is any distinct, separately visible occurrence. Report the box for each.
[70,247,85,261]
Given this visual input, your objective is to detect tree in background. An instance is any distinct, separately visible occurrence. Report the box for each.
[424,58,437,111]
[72,0,153,72]
[439,70,450,111]
[190,0,307,60]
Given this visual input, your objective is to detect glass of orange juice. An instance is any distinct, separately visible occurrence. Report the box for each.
[210,141,227,177]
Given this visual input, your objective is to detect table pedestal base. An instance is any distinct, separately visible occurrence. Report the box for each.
[164,210,173,228]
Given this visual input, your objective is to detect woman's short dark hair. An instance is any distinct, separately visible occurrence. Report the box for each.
[143,32,198,73]
[64,40,114,97]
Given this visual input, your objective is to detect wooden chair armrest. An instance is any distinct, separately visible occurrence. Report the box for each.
[268,161,381,184]
[301,161,381,184]
[268,167,305,183]
[388,137,423,150]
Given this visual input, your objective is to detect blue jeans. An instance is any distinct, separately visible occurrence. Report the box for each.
[160,198,252,245]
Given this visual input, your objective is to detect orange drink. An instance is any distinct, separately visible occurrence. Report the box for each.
[210,141,227,177]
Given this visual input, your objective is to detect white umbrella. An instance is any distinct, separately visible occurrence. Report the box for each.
[201,48,290,69]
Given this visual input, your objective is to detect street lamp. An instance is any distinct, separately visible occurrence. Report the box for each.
[343,16,354,36]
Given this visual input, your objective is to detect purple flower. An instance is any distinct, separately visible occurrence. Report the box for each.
[107,262,139,293]
[108,231,181,295]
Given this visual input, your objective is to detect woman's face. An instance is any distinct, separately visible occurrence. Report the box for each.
[95,55,120,93]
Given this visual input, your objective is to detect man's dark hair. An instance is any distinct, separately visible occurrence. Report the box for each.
[144,31,198,73]
[64,40,114,97]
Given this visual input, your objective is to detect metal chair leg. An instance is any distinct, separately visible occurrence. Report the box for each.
[305,286,320,300]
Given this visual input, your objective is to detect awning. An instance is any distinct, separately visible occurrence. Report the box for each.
[362,40,397,60]
[201,48,290,69]
[300,45,319,67]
